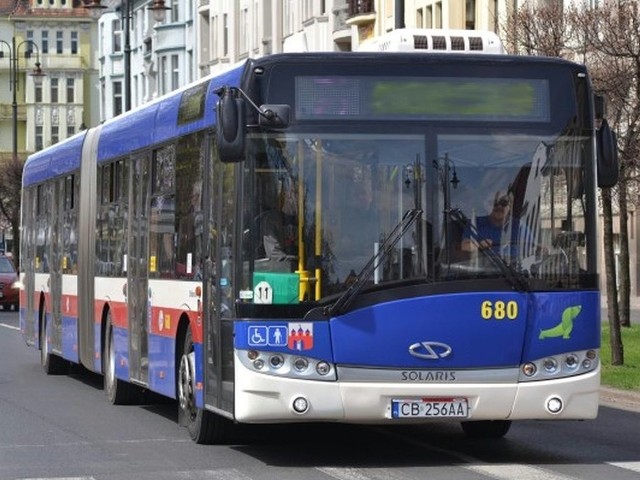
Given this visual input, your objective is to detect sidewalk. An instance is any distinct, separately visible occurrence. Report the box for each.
[600,294,640,324]
[600,387,640,413]
[600,294,640,412]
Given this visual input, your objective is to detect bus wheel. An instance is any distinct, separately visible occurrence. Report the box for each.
[177,328,228,444]
[104,312,137,405]
[40,311,68,375]
[461,420,511,439]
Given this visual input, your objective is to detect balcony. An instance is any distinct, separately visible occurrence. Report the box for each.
[348,0,374,15]
[332,0,352,48]
[346,0,375,26]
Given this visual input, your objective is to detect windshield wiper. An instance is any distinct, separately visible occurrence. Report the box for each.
[323,208,422,317]
[446,208,529,292]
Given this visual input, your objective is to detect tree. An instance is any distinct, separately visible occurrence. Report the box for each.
[572,2,640,332]
[501,1,634,364]
[0,155,24,269]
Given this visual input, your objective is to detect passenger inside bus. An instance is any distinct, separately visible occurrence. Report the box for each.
[459,188,534,264]
[461,190,514,254]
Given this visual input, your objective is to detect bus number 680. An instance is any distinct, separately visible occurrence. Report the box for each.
[481,300,518,320]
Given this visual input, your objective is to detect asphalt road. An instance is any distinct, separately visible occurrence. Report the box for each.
[1,309,640,480]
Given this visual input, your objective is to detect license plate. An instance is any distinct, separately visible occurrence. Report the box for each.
[391,398,468,418]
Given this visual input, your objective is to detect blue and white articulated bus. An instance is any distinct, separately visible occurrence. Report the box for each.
[20,30,618,443]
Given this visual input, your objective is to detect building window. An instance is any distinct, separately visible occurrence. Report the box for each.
[435,2,442,28]
[113,19,122,53]
[71,31,78,54]
[466,0,476,29]
[26,30,34,55]
[66,78,75,103]
[42,31,49,54]
[160,56,167,94]
[35,83,42,103]
[253,0,258,51]
[51,78,59,103]
[239,7,248,54]
[56,31,63,54]
[36,126,43,151]
[171,55,179,91]
[223,13,228,56]
[52,126,59,145]
[113,81,123,116]
[171,0,179,22]
[67,125,75,137]
[284,0,294,36]
[211,15,217,59]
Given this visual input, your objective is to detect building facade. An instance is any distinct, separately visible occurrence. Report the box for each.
[0,0,98,162]
[97,0,198,120]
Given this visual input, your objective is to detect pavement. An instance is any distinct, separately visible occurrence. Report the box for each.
[599,294,640,412]
[600,294,640,324]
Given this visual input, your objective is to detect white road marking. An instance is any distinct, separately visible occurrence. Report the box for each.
[607,462,640,474]
[0,322,19,331]
[466,464,579,480]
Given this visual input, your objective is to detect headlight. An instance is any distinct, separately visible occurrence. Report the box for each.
[519,349,599,382]
[238,350,336,381]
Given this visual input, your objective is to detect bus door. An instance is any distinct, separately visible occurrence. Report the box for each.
[48,178,65,355]
[21,188,37,344]
[203,142,236,414]
[127,153,150,385]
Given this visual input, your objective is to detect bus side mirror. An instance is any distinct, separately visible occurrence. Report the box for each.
[259,104,291,129]
[596,119,619,188]
[216,89,246,163]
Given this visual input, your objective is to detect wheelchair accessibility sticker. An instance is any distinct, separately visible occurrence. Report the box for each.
[248,326,287,347]
[248,323,314,351]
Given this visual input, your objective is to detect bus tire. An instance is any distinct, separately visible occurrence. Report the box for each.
[460,420,511,439]
[177,328,229,444]
[103,312,138,405]
[40,310,68,375]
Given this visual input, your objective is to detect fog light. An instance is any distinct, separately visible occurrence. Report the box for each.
[316,361,331,376]
[546,396,563,414]
[252,359,265,370]
[582,359,592,369]
[293,357,309,372]
[269,354,284,369]
[565,353,579,370]
[522,362,536,377]
[543,357,558,373]
[292,396,309,414]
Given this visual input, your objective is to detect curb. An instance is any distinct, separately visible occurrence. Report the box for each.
[599,386,640,413]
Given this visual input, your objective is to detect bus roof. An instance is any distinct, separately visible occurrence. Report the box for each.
[357,28,504,55]
[23,61,246,187]
[23,50,585,188]
[22,131,86,187]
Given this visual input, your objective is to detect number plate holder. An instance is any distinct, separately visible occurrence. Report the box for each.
[391,397,469,419]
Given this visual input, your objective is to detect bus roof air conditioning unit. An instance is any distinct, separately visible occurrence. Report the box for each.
[357,28,504,55]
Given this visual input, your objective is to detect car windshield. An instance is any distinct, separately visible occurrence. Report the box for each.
[0,257,15,274]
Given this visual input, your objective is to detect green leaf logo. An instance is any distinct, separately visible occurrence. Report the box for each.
[539,305,582,340]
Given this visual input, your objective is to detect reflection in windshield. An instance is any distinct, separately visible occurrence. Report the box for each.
[240,131,592,304]
[439,134,590,288]
[243,134,427,301]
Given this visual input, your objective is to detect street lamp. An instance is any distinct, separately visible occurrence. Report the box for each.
[84,0,169,112]
[0,37,45,162]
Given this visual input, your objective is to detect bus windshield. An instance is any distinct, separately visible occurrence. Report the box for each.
[240,129,592,304]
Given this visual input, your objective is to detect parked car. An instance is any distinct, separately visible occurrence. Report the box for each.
[0,255,19,311]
